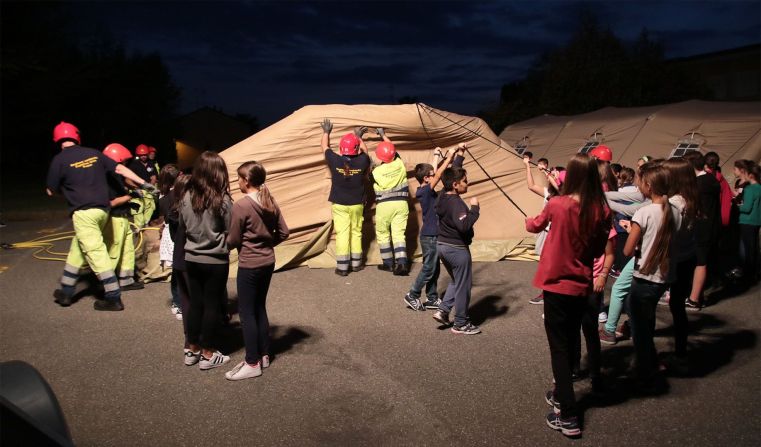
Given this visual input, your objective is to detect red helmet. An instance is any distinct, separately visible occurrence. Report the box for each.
[376,141,396,163]
[148,146,157,154]
[589,144,613,162]
[52,121,80,144]
[339,133,359,155]
[135,144,149,156]
[103,143,132,163]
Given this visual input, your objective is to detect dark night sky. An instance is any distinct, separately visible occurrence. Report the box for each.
[70,1,760,126]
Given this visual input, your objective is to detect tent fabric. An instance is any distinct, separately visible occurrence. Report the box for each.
[219,104,545,271]
[499,100,761,176]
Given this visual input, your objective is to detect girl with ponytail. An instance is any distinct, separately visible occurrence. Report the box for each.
[623,164,682,387]
[225,161,289,381]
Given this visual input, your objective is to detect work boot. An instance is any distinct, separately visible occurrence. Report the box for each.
[53,289,72,307]
[94,299,125,312]
[393,263,409,276]
[121,280,144,291]
[377,263,394,272]
[334,268,349,277]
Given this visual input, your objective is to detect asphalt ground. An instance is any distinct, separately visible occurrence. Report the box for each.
[1,218,759,446]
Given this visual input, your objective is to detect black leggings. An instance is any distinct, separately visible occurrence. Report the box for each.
[668,257,696,356]
[572,292,602,378]
[237,265,274,364]
[740,224,760,283]
[543,291,586,419]
[186,261,229,350]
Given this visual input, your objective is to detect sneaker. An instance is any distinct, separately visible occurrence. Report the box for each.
[599,328,617,345]
[598,311,608,323]
[685,298,702,311]
[170,304,181,315]
[334,268,349,277]
[451,322,481,335]
[423,298,441,310]
[184,349,201,366]
[404,293,424,311]
[261,355,270,368]
[544,390,561,413]
[529,293,544,305]
[93,299,124,311]
[377,264,394,272]
[615,320,631,339]
[432,309,450,326]
[658,290,670,306]
[546,412,581,437]
[175,310,183,321]
[225,361,262,381]
[199,351,230,370]
[121,280,144,291]
[53,289,72,307]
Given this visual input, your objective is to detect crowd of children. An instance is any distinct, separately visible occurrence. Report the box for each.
[522,146,760,437]
[46,120,760,435]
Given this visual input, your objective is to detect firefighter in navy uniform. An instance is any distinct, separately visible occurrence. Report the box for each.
[148,146,160,174]
[320,119,372,276]
[126,144,157,228]
[102,143,144,291]
[46,122,154,311]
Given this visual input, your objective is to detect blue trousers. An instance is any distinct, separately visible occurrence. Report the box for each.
[408,236,440,301]
[437,243,472,327]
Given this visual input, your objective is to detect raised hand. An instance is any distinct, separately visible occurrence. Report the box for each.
[320,118,333,134]
[376,128,386,138]
[354,126,368,138]
[470,197,479,207]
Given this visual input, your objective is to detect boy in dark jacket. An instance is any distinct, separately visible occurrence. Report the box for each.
[431,166,481,334]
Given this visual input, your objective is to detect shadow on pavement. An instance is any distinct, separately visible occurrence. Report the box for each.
[219,323,315,361]
[574,312,757,426]
[469,294,509,325]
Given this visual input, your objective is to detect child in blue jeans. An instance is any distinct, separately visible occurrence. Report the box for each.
[404,144,465,311]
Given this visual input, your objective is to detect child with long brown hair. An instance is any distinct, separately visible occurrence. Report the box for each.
[623,164,682,387]
[525,153,611,438]
[179,151,233,370]
[224,161,289,380]
[662,158,700,370]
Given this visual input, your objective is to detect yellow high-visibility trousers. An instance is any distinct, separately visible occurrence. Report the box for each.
[331,203,364,272]
[60,208,120,299]
[375,200,409,267]
[104,215,136,286]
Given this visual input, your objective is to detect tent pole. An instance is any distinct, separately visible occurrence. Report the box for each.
[719,127,761,168]
[415,103,528,217]
[616,116,652,163]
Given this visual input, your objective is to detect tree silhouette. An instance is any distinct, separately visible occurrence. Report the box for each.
[480,11,710,132]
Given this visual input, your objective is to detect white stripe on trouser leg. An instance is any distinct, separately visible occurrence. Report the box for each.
[393,245,407,261]
[351,254,362,268]
[97,271,121,293]
[379,243,394,260]
[336,254,350,271]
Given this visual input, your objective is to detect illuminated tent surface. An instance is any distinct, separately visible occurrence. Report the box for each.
[499,100,761,174]
[219,103,546,271]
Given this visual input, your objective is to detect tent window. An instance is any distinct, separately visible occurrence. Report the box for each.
[514,137,529,156]
[579,131,603,154]
[670,133,705,158]
[578,141,598,154]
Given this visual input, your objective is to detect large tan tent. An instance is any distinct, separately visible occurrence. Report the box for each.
[499,100,761,178]
[219,104,546,270]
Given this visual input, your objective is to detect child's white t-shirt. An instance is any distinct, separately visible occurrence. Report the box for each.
[632,200,683,283]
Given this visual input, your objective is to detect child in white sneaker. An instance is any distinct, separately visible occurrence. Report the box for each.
[225,161,289,380]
